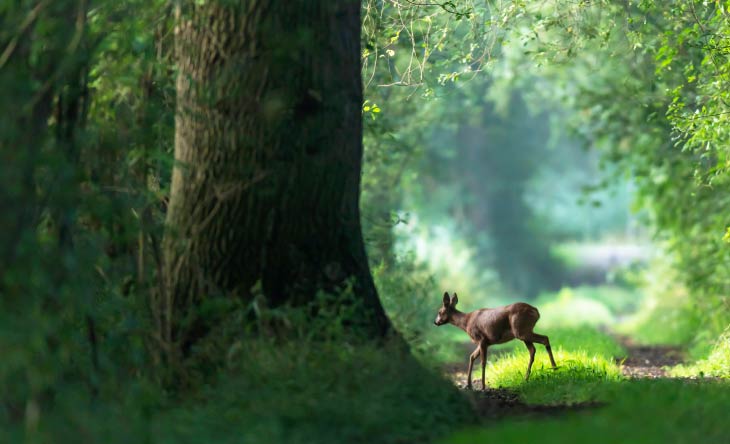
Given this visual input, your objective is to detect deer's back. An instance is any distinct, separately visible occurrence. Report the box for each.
[466,303,540,345]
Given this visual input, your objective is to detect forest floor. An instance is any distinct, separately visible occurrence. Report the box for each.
[443,335,686,420]
[615,335,684,378]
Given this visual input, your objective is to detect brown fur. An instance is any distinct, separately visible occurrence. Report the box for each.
[434,292,557,389]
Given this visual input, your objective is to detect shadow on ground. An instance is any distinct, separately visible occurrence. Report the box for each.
[465,387,604,420]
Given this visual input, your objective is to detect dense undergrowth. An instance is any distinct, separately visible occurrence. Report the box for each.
[2,340,471,444]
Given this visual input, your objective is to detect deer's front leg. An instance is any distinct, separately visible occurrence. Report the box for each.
[466,347,480,389]
[479,343,489,390]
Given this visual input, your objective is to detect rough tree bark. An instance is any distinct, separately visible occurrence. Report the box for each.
[161,0,392,359]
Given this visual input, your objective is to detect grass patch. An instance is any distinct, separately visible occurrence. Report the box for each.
[549,327,626,357]
[484,328,625,405]
[437,327,625,405]
[446,379,730,444]
[487,349,622,405]
[670,331,730,378]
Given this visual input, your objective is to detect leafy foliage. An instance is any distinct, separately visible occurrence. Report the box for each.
[0,0,177,427]
[486,0,730,351]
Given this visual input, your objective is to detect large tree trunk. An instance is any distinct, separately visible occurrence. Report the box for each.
[161,0,391,359]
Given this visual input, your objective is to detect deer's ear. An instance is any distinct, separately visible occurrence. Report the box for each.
[442,292,450,306]
[451,293,459,306]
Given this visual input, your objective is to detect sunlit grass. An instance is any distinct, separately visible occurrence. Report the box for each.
[670,332,730,378]
[426,324,626,406]
[445,327,627,405]
[487,348,623,405]
[549,327,626,357]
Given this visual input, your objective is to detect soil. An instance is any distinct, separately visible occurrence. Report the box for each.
[444,336,686,420]
[465,387,604,420]
[615,336,684,378]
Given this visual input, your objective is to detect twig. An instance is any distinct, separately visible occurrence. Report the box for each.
[401,0,470,17]
[0,1,49,70]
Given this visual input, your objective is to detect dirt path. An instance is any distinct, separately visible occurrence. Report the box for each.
[617,337,684,378]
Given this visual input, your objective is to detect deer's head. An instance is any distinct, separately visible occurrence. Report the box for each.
[434,291,458,326]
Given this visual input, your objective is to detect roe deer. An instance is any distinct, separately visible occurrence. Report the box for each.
[434,291,557,390]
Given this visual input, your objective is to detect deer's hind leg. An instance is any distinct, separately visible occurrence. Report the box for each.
[526,332,557,369]
[512,313,557,373]
[466,346,480,389]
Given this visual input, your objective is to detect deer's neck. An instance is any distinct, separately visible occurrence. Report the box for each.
[449,310,470,332]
